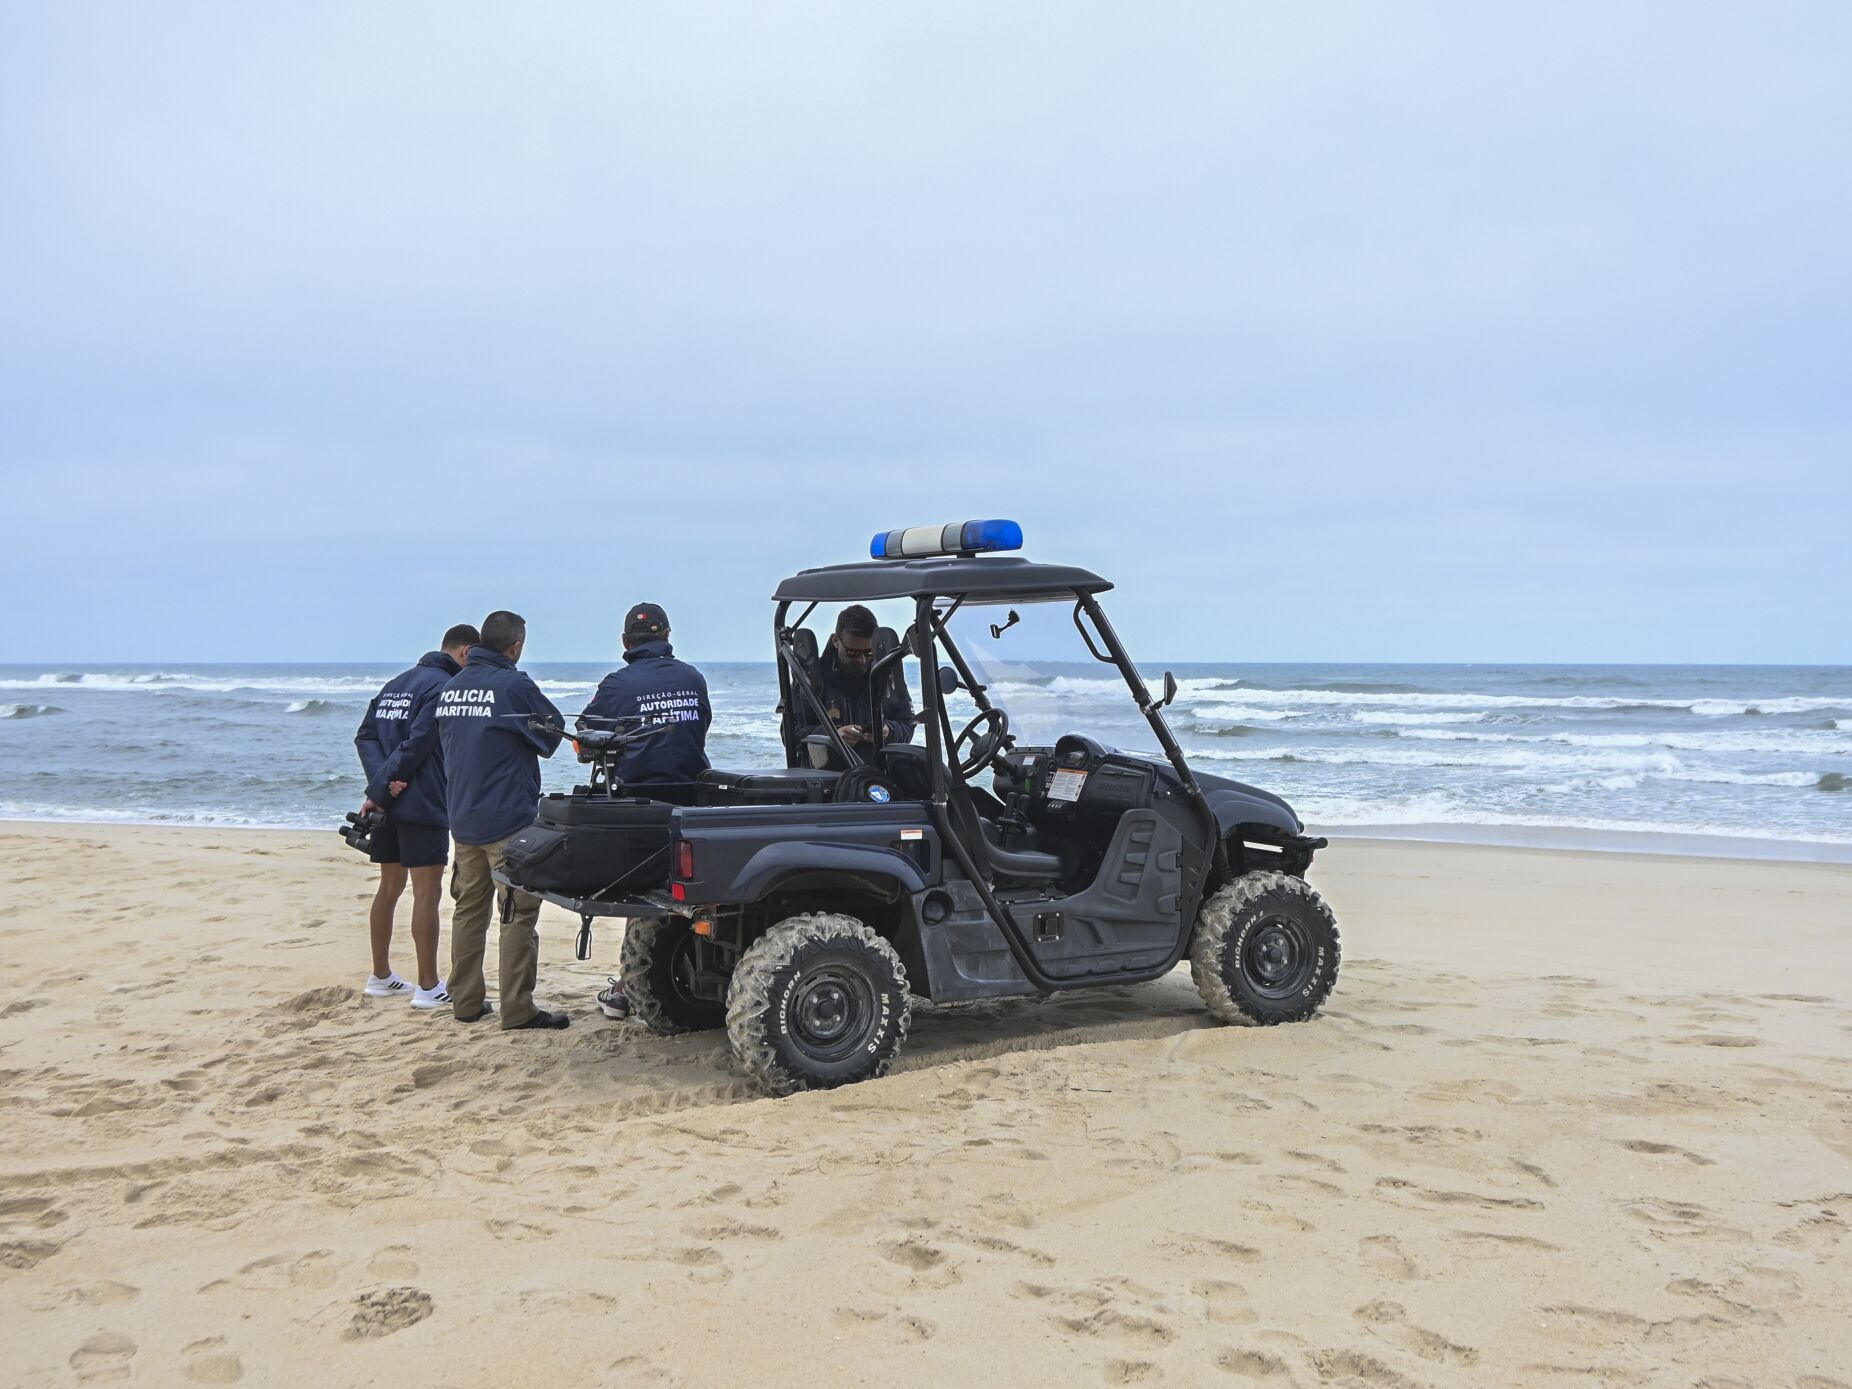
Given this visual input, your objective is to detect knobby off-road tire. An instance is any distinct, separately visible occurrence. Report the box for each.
[724,913,911,1096]
[619,916,726,1035]
[1190,870,1340,1025]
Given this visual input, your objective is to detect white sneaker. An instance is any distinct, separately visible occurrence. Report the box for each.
[411,981,450,1010]
[363,972,412,998]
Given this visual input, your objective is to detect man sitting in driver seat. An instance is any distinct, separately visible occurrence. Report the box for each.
[796,605,916,759]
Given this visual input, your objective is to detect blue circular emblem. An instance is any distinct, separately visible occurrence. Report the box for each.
[868,785,892,803]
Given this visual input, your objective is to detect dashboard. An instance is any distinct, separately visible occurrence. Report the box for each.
[995,736,1160,820]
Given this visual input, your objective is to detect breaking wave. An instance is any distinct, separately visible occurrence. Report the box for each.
[1291,795,1852,847]
[1189,741,1829,788]
[1186,705,1294,723]
[1187,687,1848,717]
[284,699,340,715]
[1,703,63,719]
[1385,727,1852,757]
[0,671,385,696]
[1349,710,1490,726]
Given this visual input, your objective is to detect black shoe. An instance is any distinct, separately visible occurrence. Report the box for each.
[509,1008,570,1031]
[454,1003,496,1024]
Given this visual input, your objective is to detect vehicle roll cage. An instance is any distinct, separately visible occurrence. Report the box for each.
[771,588,1233,993]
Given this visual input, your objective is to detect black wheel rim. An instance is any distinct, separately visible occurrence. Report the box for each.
[1241,915,1314,1000]
[787,964,878,1063]
[666,931,707,1009]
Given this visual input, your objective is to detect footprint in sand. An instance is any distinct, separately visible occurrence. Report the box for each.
[58,1281,142,1307]
[1,1237,67,1270]
[1664,1277,1784,1328]
[1620,1197,1743,1241]
[1615,1138,1715,1166]
[1668,1032,1761,1048]
[683,1216,783,1243]
[367,1246,419,1279]
[1357,1235,1419,1280]
[182,1337,244,1384]
[1444,1228,1561,1255]
[1056,1306,1175,1350]
[1352,1300,1479,1365]
[206,1249,344,1293]
[1774,1194,1850,1250]
[1192,1278,1260,1326]
[1307,1348,1419,1387]
[877,1235,960,1287]
[1162,1233,1263,1265]
[345,1286,433,1340]
[1103,1359,1160,1384]
[1374,1177,1544,1213]
[1215,1347,1296,1382]
[69,1333,137,1382]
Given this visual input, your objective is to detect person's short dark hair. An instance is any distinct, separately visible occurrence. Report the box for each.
[836,605,877,640]
[480,610,526,654]
[442,623,481,650]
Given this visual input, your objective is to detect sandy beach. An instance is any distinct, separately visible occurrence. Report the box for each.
[1,823,1848,1388]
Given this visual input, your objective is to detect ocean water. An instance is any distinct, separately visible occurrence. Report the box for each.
[2,662,1847,858]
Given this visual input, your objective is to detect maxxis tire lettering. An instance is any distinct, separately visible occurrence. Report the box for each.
[725,913,912,1097]
[1188,870,1341,1026]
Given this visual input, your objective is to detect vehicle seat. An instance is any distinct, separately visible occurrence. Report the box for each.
[777,628,823,754]
[874,744,933,801]
[949,785,1064,882]
[978,817,1064,880]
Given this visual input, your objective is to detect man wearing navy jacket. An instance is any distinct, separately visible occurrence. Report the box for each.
[435,610,569,1030]
[578,602,712,785]
[354,623,479,1008]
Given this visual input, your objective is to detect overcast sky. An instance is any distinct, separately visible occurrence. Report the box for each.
[3,2,1847,664]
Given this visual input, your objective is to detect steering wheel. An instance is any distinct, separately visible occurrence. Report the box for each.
[952,707,1010,778]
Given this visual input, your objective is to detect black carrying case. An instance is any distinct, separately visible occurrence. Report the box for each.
[694,768,840,805]
[501,793,675,897]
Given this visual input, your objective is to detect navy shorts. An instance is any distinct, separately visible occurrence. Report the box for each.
[368,816,450,869]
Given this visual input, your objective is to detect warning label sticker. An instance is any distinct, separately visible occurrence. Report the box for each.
[1048,769,1088,802]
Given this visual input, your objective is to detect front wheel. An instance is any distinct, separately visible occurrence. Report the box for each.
[1190,871,1340,1025]
[620,916,727,1034]
[725,913,911,1096]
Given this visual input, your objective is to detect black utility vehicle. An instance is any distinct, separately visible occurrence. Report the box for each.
[497,521,1338,1095]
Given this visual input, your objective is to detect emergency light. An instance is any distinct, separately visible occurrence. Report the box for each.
[871,519,1023,561]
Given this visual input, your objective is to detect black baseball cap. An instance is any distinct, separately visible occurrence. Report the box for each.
[624,602,670,639]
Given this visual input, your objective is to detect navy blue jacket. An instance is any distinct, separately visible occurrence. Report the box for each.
[580,641,712,785]
[355,651,462,826]
[433,647,564,844]
[794,643,916,748]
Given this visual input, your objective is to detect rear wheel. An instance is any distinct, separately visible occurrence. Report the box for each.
[725,913,911,1096]
[1190,871,1340,1024]
[619,916,726,1034]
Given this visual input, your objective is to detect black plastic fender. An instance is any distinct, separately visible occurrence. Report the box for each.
[721,841,929,903]
[1197,772,1304,838]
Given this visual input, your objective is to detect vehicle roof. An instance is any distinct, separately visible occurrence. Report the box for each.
[772,555,1113,604]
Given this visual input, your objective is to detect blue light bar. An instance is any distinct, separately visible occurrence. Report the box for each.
[871,519,1023,560]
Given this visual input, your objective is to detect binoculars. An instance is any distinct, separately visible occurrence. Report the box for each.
[338,807,384,854]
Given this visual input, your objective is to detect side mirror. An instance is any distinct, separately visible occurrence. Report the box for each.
[1161,671,1178,709]
[988,609,1021,640]
[937,665,960,696]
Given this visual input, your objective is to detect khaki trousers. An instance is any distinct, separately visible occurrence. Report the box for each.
[449,835,541,1029]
